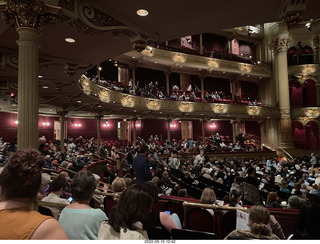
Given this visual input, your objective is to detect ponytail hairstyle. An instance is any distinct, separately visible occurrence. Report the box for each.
[248,205,271,237]
[229,185,243,207]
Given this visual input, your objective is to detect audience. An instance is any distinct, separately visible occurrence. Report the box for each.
[0,149,67,239]
[98,184,152,240]
[225,205,285,240]
[59,171,108,240]
[200,187,217,216]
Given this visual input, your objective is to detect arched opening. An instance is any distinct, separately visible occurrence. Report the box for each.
[303,79,317,107]
[292,121,306,148]
[306,121,319,149]
[289,79,303,107]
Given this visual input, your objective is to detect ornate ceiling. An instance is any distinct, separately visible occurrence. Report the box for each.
[0,0,320,119]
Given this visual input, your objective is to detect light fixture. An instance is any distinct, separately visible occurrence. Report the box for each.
[43,86,49,89]
[75,123,82,127]
[137,9,149,16]
[98,67,102,71]
[14,120,18,125]
[77,100,81,103]
[98,105,102,108]
[38,75,43,78]
[133,56,136,59]
[154,62,157,64]
[257,60,261,64]
[306,22,311,31]
[65,38,75,43]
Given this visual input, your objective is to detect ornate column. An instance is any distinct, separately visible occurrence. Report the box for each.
[132,118,137,146]
[180,73,190,90]
[165,72,170,95]
[118,64,129,84]
[230,120,237,144]
[95,115,102,149]
[167,119,171,143]
[199,34,203,55]
[201,119,206,143]
[273,36,294,148]
[96,65,101,80]
[57,110,68,153]
[131,67,136,93]
[313,34,320,64]
[200,76,205,100]
[0,1,60,150]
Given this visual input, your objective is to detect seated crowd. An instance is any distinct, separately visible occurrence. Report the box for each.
[0,134,319,240]
[88,75,262,106]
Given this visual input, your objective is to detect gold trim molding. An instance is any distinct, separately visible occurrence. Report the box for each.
[98,89,110,103]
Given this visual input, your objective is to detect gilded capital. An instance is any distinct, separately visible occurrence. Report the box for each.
[272,36,292,53]
[0,0,61,31]
[313,34,320,50]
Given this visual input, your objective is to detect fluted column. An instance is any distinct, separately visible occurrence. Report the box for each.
[273,36,294,148]
[17,28,40,150]
[132,118,137,146]
[57,110,68,153]
[167,119,171,143]
[1,0,61,150]
[96,115,102,149]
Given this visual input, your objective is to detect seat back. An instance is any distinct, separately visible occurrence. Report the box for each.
[171,228,216,240]
[186,208,213,232]
[103,195,116,216]
[143,224,171,240]
[221,210,236,238]
[164,201,184,223]
[242,182,261,205]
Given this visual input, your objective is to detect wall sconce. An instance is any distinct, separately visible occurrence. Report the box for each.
[210,122,216,128]
[103,121,110,127]
[170,124,177,128]
[75,123,82,127]
[14,120,18,125]
[42,122,50,126]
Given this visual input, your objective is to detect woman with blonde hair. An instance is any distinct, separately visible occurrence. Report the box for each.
[225,205,285,239]
[200,187,217,216]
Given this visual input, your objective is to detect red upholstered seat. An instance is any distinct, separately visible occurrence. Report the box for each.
[186,208,213,232]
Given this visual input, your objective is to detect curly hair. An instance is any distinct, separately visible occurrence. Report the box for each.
[0,148,44,199]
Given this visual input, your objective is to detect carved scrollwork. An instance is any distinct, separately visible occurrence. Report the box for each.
[98,89,110,103]
[247,106,261,116]
[0,0,62,30]
[212,104,228,114]
[305,108,320,118]
[178,102,194,113]
[272,36,292,53]
[70,2,138,40]
[207,59,219,68]
[79,75,91,95]
[121,94,134,107]
[146,99,161,111]
[239,63,252,73]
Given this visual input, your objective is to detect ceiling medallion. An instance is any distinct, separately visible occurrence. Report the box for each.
[146,99,161,110]
[178,102,194,112]
[121,95,135,107]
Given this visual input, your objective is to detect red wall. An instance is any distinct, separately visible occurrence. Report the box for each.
[0,112,18,142]
[245,121,261,138]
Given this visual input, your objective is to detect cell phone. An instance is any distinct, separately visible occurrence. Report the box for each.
[165,211,170,215]
[68,197,73,203]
